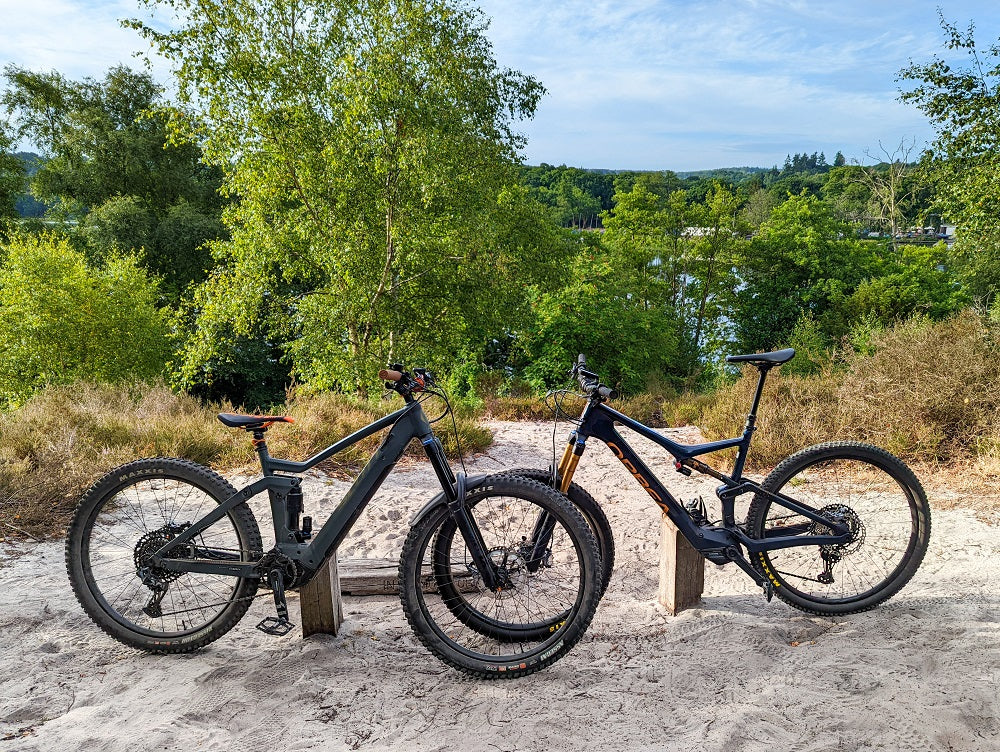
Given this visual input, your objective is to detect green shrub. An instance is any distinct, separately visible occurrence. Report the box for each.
[517,257,683,396]
[0,233,171,406]
[81,195,155,261]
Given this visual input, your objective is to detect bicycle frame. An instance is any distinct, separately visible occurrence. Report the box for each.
[148,399,464,581]
[561,373,852,584]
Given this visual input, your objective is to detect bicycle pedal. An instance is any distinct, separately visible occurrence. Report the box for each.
[762,580,774,603]
[256,616,295,636]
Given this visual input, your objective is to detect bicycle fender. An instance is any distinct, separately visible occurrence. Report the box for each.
[410,473,488,527]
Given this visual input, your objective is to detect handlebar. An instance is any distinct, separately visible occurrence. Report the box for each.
[572,354,617,401]
[379,365,436,400]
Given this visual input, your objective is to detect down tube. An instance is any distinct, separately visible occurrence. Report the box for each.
[595,425,706,544]
[299,412,423,570]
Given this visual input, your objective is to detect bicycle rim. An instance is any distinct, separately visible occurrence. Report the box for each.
[415,492,590,662]
[754,453,925,606]
[81,475,250,638]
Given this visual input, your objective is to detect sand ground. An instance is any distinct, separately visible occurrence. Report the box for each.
[1,421,998,751]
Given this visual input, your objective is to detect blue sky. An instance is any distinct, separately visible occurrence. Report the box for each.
[2,0,998,170]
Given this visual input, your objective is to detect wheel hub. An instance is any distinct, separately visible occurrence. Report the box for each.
[487,547,528,598]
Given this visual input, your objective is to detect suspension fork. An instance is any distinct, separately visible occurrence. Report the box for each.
[422,434,503,591]
[556,431,587,493]
[526,432,589,572]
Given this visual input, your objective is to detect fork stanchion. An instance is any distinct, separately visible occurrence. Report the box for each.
[657,515,704,615]
[300,552,344,637]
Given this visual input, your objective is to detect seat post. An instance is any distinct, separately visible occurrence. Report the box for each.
[251,428,273,475]
[747,365,771,425]
[732,365,771,479]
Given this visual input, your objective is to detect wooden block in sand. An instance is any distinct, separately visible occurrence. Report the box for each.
[300,554,344,637]
[657,514,704,615]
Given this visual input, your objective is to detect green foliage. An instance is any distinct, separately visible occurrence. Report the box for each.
[12,152,47,218]
[518,252,682,395]
[844,242,970,324]
[0,233,171,406]
[685,184,745,359]
[151,202,226,297]
[782,313,831,377]
[732,192,875,352]
[0,121,24,225]
[821,165,871,225]
[521,164,614,227]
[81,195,156,260]
[2,65,224,298]
[3,65,222,215]
[782,151,829,173]
[899,14,1000,302]
[81,196,226,299]
[741,187,779,229]
[132,0,554,396]
[598,178,743,376]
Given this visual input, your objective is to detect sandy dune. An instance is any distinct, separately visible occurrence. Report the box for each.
[2,420,999,751]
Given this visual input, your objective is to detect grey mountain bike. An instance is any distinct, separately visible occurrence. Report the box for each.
[65,366,603,679]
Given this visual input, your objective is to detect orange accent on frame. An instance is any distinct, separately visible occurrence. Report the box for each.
[607,441,664,505]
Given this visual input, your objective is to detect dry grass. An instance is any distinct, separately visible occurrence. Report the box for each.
[0,383,238,538]
[4,311,998,540]
[0,384,491,539]
[479,394,554,421]
[480,387,713,428]
[699,311,1000,469]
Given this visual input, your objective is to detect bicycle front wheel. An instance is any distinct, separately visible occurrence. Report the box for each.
[66,458,263,652]
[399,475,602,678]
[746,442,931,615]
[498,467,615,597]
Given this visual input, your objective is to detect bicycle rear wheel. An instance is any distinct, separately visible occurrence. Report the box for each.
[66,458,262,652]
[399,475,601,678]
[746,442,930,615]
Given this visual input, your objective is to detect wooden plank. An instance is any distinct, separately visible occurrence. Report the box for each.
[337,558,477,596]
[339,558,404,595]
[657,514,705,615]
[299,554,344,637]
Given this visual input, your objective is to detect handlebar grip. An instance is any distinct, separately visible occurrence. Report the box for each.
[379,369,403,382]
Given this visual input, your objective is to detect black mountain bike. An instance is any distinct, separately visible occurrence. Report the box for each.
[509,350,931,615]
[65,367,602,679]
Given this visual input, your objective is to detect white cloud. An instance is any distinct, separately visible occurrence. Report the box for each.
[0,0,169,82]
[478,0,999,168]
[2,0,998,168]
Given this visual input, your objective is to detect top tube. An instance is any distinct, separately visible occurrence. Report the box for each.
[264,402,420,475]
[581,402,746,463]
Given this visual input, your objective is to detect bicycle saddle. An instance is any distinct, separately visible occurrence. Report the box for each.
[217,413,295,430]
[725,348,795,366]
